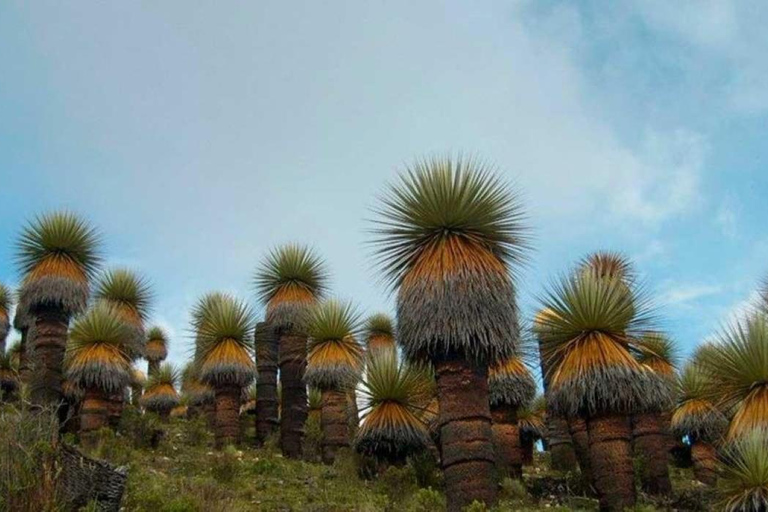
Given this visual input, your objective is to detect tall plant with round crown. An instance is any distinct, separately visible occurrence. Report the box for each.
[254,244,328,458]
[370,156,528,511]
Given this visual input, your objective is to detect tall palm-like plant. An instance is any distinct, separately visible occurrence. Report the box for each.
[489,355,536,479]
[254,244,329,458]
[254,321,279,445]
[145,326,169,377]
[364,313,396,359]
[305,299,365,464]
[94,268,152,427]
[671,361,727,486]
[0,283,13,353]
[633,332,678,495]
[63,304,131,444]
[15,211,102,410]
[356,350,435,465]
[719,428,768,512]
[370,156,528,511]
[195,294,256,448]
[518,394,546,466]
[142,363,180,419]
[537,269,666,511]
[699,313,768,441]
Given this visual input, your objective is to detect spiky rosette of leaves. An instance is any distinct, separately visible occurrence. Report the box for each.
[181,363,214,405]
[195,294,256,388]
[488,355,536,408]
[671,362,727,443]
[305,299,365,390]
[64,304,133,394]
[636,332,679,378]
[16,211,102,316]
[190,292,229,333]
[364,313,396,356]
[94,268,153,360]
[145,326,169,363]
[698,314,768,441]
[518,394,547,439]
[254,244,329,331]
[356,351,435,458]
[536,270,668,417]
[719,428,768,512]
[578,251,636,284]
[142,363,180,412]
[369,156,528,365]
[0,351,18,391]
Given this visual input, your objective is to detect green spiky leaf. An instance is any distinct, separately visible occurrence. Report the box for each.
[720,428,768,512]
[64,303,133,393]
[369,155,528,288]
[253,244,329,306]
[16,211,102,279]
[94,268,153,322]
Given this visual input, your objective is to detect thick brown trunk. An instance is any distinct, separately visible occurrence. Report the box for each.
[29,306,69,415]
[256,323,279,445]
[569,416,594,492]
[18,328,32,386]
[321,388,349,464]
[347,389,359,438]
[548,416,578,471]
[204,400,216,430]
[435,355,496,512]
[521,434,534,466]
[691,441,717,486]
[279,333,307,459]
[632,412,672,495]
[587,413,636,512]
[80,388,109,448]
[215,384,241,448]
[107,391,124,429]
[491,404,522,479]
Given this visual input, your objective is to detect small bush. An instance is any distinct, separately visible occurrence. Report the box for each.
[210,445,240,483]
[410,450,441,489]
[376,465,418,505]
[405,487,446,512]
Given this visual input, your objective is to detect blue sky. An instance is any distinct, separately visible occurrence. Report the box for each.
[1,1,766,373]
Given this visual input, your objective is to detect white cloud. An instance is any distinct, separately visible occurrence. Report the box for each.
[658,282,723,307]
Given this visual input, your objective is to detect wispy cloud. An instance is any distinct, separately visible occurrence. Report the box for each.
[715,199,739,238]
[658,282,723,308]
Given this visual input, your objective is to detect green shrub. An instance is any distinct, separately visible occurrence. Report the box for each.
[376,465,418,504]
[210,445,240,483]
[409,450,441,489]
[405,487,446,512]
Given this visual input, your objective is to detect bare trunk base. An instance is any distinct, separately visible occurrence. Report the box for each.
[107,392,124,429]
[255,322,279,446]
[548,416,578,472]
[569,416,594,494]
[435,355,496,512]
[279,333,307,459]
[29,307,69,419]
[321,388,349,464]
[587,413,636,512]
[691,441,717,486]
[632,412,672,495]
[80,388,109,449]
[215,385,241,448]
[491,404,522,479]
